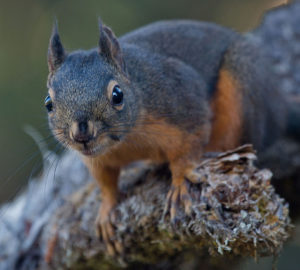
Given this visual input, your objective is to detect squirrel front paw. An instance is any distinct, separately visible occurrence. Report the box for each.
[163,180,193,225]
[95,202,123,256]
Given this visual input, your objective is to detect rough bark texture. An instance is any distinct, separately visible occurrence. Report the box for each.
[1,1,300,270]
[0,145,293,270]
[39,145,291,270]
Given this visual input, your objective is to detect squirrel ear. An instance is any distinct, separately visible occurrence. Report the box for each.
[48,20,66,73]
[98,19,127,74]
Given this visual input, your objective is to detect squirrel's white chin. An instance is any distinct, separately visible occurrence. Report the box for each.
[79,141,113,157]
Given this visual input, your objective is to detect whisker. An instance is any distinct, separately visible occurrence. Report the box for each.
[0,140,62,222]
[98,128,179,138]
[43,142,64,192]
[0,139,60,191]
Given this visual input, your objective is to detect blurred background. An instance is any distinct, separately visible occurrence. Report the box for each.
[1,0,298,269]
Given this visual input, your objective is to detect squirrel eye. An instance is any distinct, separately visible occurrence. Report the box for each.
[45,95,53,112]
[112,85,123,106]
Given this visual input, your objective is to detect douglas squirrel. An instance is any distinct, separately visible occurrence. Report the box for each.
[46,19,293,255]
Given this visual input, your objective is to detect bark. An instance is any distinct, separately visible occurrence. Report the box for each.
[0,145,292,270]
[40,145,291,270]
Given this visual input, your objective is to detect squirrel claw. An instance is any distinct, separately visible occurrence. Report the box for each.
[185,169,202,184]
[163,182,193,224]
[95,207,123,256]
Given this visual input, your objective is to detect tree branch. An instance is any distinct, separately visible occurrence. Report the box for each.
[38,145,291,269]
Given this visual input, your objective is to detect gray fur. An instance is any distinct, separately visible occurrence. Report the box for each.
[47,19,287,154]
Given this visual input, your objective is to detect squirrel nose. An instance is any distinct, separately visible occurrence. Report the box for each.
[70,121,93,144]
[78,121,88,134]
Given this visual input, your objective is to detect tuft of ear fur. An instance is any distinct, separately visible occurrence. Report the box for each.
[98,18,126,74]
[48,20,66,74]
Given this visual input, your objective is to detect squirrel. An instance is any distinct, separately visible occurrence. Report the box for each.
[46,19,291,255]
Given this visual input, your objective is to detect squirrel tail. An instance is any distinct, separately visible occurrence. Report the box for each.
[251,2,300,143]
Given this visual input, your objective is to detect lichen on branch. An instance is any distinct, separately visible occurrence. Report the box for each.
[41,145,292,269]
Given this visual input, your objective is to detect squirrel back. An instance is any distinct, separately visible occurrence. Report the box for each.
[121,20,287,152]
[121,20,237,96]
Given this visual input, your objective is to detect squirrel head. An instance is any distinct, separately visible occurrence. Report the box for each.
[46,20,138,156]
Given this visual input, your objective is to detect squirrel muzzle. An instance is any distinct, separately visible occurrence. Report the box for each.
[70,120,96,145]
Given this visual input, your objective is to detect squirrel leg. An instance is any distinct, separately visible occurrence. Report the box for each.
[164,159,197,223]
[85,160,122,256]
[96,166,123,256]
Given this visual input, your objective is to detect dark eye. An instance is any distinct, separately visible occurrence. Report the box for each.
[112,85,123,106]
[45,95,53,112]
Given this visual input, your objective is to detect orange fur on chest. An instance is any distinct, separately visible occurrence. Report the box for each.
[90,116,201,168]
[96,117,187,167]
[206,68,243,151]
